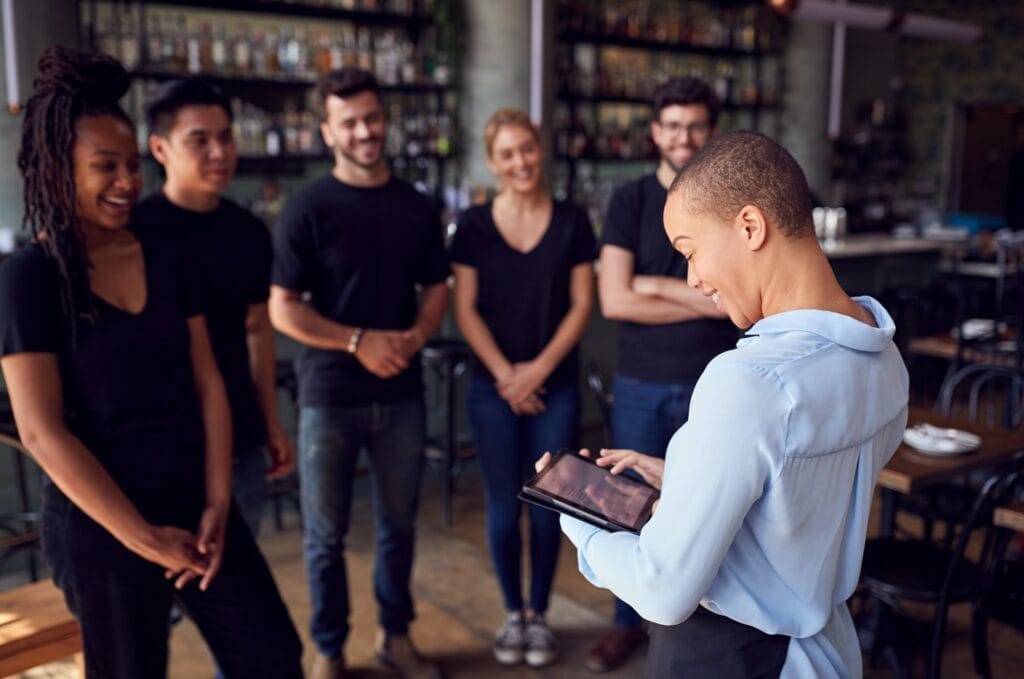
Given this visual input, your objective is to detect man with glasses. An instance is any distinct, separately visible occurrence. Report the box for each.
[587,76,737,673]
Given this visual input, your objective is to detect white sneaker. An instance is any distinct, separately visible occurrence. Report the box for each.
[493,611,525,665]
[524,615,558,667]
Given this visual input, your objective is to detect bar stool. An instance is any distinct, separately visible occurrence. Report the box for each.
[0,395,41,582]
[421,337,474,527]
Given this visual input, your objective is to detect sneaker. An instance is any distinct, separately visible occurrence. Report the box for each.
[374,629,442,679]
[493,611,525,665]
[584,626,647,673]
[311,651,347,679]
[524,615,558,668]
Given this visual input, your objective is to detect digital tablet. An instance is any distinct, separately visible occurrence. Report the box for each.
[518,448,659,534]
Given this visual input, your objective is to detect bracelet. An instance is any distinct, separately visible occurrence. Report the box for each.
[347,327,364,355]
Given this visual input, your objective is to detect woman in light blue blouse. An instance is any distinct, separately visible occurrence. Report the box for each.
[540,131,908,678]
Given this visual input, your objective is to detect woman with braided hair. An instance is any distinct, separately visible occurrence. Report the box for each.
[0,47,302,678]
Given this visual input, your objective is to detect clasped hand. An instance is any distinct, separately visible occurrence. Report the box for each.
[496,361,547,416]
[134,504,227,592]
[354,327,424,379]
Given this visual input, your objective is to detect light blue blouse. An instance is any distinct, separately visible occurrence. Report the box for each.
[561,296,909,678]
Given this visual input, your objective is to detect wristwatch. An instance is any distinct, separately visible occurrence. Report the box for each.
[347,327,364,355]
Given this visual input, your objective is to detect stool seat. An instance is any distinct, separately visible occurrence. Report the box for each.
[421,337,472,363]
[0,579,81,677]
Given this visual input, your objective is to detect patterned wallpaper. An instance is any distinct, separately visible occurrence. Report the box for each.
[898,0,1024,195]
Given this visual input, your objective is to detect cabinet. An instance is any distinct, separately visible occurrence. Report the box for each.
[80,0,460,198]
[552,0,784,229]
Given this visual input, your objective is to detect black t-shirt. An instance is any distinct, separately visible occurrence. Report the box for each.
[134,193,271,455]
[602,174,737,384]
[451,200,596,388]
[272,174,450,407]
[0,236,206,516]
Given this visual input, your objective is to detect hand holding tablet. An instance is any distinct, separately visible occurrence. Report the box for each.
[522,448,662,534]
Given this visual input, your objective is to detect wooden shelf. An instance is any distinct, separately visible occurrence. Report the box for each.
[556,92,780,110]
[558,30,780,58]
[135,0,429,26]
[131,69,450,93]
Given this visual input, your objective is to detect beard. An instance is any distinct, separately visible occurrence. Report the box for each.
[333,137,385,170]
[661,143,698,174]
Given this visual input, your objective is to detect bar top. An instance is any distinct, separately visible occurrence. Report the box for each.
[821,234,947,260]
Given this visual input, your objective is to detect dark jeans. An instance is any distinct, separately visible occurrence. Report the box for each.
[299,396,426,657]
[611,374,693,630]
[467,376,580,614]
[233,445,268,538]
[41,489,302,679]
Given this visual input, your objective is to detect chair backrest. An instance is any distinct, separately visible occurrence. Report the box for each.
[0,433,42,582]
[585,361,613,446]
[936,362,1024,430]
[930,457,1024,678]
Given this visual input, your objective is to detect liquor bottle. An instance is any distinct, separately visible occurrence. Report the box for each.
[146,14,163,70]
[173,16,189,73]
[119,13,140,71]
[199,23,214,74]
[212,23,228,74]
[186,22,203,75]
[252,29,268,76]
[233,25,252,76]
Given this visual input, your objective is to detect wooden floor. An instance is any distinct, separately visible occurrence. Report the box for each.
[15,469,1024,678]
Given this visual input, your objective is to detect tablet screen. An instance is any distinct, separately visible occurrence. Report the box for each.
[532,452,657,529]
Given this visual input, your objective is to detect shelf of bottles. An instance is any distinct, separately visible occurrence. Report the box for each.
[82,0,458,192]
[553,0,785,227]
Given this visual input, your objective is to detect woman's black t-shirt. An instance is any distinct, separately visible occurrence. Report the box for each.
[0,235,206,518]
[451,200,596,389]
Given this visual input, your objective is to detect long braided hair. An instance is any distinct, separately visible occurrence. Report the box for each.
[16,47,133,336]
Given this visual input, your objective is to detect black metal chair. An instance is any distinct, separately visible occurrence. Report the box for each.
[265,359,301,532]
[585,361,613,447]
[421,337,474,528]
[859,458,1024,679]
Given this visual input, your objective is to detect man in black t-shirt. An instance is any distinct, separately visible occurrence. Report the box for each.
[135,79,295,540]
[270,68,448,679]
[587,77,737,672]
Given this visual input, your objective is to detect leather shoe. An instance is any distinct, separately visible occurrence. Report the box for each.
[584,626,647,672]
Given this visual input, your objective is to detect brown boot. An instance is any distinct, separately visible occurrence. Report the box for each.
[311,651,347,679]
[584,626,647,673]
[375,628,442,679]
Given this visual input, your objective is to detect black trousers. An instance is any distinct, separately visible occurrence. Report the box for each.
[648,606,789,678]
[41,489,303,679]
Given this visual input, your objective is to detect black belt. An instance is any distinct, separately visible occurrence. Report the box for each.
[647,606,789,678]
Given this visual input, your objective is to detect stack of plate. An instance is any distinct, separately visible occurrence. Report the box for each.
[903,422,982,456]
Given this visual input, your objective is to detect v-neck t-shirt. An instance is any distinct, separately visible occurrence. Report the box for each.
[0,235,207,514]
[450,200,597,388]
[134,193,271,455]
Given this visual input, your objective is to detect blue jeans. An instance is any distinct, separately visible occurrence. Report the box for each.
[467,376,580,614]
[610,374,693,629]
[298,396,426,657]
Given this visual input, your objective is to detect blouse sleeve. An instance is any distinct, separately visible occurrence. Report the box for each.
[0,247,61,356]
[560,358,788,625]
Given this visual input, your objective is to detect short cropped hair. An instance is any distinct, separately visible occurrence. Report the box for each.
[652,77,721,128]
[483,108,541,157]
[144,78,232,137]
[669,131,814,239]
[317,67,381,117]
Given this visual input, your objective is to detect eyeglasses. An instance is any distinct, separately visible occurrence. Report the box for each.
[656,121,711,138]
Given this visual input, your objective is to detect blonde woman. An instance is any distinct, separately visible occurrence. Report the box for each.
[451,109,595,667]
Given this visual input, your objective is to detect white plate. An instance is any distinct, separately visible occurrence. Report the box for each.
[903,423,982,456]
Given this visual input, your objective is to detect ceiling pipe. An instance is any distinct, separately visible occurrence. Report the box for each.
[768,0,982,43]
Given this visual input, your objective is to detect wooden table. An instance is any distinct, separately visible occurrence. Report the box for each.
[877,405,1024,535]
[994,503,1024,533]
